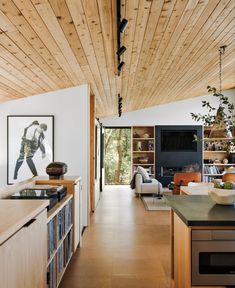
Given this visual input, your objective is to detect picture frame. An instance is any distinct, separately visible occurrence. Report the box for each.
[7,115,54,184]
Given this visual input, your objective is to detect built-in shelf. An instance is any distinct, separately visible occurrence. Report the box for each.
[132,126,155,177]
[47,223,73,267]
[204,174,223,176]
[133,151,154,153]
[204,163,235,166]
[203,126,235,182]
[133,138,154,140]
[47,194,72,222]
[204,137,234,141]
[204,150,227,153]
[133,163,155,166]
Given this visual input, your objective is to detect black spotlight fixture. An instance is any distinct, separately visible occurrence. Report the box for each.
[116,45,126,56]
[119,18,128,33]
[118,94,123,117]
[116,0,128,76]
[118,61,125,74]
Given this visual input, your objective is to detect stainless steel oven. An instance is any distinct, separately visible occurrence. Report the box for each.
[192,230,235,286]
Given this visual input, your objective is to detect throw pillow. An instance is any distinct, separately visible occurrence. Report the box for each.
[137,166,150,181]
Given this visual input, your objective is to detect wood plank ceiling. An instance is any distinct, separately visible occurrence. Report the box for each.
[0,0,234,117]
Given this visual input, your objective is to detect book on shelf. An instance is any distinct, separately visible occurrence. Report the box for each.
[57,243,64,274]
[57,199,73,242]
[64,230,72,264]
[47,198,73,288]
[48,258,57,288]
[203,165,222,175]
[47,217,56,259]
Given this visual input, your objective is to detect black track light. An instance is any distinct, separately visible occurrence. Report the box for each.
[119,18,128,33]
[118,94,123,117]
[116,46,126,56]
[118,61,125,73]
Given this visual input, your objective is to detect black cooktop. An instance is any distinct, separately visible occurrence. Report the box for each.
[10,185,67,210]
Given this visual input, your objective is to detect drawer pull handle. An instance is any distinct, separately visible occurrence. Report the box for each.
[24,218,36,227]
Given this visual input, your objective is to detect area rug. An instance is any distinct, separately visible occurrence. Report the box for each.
[141,196,171,211]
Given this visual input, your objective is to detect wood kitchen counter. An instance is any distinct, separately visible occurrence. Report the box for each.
[0,199,48,245]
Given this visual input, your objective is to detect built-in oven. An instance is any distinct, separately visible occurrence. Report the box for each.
[192,230,235,286]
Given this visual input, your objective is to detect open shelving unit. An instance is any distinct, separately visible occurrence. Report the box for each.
[203,126,235,182]
[132,126,155,177]
[47,195,73,288]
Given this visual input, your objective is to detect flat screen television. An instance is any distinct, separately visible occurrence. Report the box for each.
[161,130,197,152]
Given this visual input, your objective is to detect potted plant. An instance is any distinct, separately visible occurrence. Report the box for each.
[191,86,234,138]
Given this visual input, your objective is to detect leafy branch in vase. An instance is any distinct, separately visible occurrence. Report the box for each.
[191,86,234,134]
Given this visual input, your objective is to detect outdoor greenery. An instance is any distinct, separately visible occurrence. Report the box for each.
[105,128,131,185]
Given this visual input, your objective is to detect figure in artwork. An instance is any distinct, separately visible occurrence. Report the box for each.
[13,120,47,179]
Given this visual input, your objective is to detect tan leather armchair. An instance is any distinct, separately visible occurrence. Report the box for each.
[173,172,202,194]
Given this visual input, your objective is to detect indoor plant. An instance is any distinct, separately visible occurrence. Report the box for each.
[191,86,234,138]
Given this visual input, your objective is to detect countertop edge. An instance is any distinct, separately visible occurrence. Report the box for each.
[0,200,49,245]
[164,195,235,227]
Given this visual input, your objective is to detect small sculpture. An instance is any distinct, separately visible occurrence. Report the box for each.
[223,158,228,164]
[143,133,150,138]
[46,162,68,179]
[137,141,142,151]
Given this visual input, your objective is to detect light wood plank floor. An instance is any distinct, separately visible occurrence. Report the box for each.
[59,185,172,288]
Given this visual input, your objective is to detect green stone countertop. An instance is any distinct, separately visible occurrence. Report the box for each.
[164,195,235,226]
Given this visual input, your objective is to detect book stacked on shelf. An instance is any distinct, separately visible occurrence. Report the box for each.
[57,208,65,242]
[64,230,72,264]
[65,199,72,232]
[203,165,221,175]
[47,217,56,259]
[57,199,72,242]
[47,197,73,288]
[48,258,57,288]
[57,243,64,275]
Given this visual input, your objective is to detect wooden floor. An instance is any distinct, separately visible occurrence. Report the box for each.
[59,185,173,288]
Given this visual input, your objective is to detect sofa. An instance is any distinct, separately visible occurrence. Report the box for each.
[134,173,163,196]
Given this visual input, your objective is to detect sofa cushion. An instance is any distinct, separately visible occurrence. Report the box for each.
[137,166,150,181]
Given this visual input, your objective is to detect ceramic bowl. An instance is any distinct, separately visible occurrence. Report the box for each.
[139,157,148,164]
[208,188,235,205]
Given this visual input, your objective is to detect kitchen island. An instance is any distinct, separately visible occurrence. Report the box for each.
[164,195,235,288]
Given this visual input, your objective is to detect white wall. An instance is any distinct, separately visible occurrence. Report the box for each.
[0,85,90,227]
[101,89,235,126]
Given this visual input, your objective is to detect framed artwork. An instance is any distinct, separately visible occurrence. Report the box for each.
[7,115,54,184]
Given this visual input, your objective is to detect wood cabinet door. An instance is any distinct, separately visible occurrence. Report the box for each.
[0,227,26,288]
[24,209,47,288]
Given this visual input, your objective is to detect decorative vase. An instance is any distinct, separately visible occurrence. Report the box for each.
[137,141,142,151]
[209,107,227,138]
